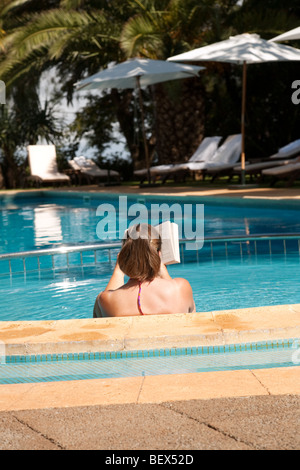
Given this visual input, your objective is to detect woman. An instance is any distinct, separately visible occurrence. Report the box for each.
[93,224,195,317]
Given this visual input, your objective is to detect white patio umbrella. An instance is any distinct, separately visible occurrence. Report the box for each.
[271,26,300,43]
[75,58,204,184]
[168,33,300,185]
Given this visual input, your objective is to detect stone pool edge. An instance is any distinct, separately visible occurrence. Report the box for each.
[0,304,299,356]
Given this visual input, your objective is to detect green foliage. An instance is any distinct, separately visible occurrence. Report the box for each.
[121,0,242,59]
[0,75,64,187]
[97,153,134,180]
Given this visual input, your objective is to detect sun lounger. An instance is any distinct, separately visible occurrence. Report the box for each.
[261,158,300,186]
[209,139,300,183]
[269,139,300,160]
[232,157,300,183]
[159,134,242,183]
[27,145,70,186]
[194,134,242,182]
[180,136,223,163]
[69,156,120,184]
[134,136,222,183]
[210,139,300,183]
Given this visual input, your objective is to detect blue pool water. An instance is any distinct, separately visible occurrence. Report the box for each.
[0,340,298,385]
[1,251,300,321]
[0,192,300,322]
[1,193,300,253]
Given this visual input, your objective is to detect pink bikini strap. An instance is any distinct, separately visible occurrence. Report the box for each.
[137,282,145,315]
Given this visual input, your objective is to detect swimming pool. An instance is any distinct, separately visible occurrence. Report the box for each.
[1,191,300,322]
[0,339,298,385]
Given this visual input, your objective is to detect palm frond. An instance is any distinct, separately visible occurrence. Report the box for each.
[59,0,86,9]
[0,0,34,17]
[0,8,119,82]
[128,0,162,30]
[121,14,163,58]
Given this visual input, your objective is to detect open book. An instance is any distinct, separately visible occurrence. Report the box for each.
[123,221,180,265]
[155,221,180,265]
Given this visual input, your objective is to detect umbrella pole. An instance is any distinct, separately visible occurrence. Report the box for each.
[241,61,247,186]
[136,77,151,185]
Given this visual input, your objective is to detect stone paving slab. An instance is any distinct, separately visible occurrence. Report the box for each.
[0,413,60,450]
[0,367,299,413]
[163,394,300,451]
[0,377,144,412]
[3,403,252,451]
[0,394,299,450]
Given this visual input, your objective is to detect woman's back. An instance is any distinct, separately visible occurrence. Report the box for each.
[97,276,195,317]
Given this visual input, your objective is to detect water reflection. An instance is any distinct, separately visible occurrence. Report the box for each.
[34,205,63,246]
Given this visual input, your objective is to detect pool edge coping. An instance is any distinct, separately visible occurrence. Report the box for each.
[1,304,299,356]
[0,367,299,412]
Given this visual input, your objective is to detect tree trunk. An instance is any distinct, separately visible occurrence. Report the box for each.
[152,78,205,164]
[111,88,141,168]
[0,165,4,189]
[111,79,205,172]
[2,146,19,189]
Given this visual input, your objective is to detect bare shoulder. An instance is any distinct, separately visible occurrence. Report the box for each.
[97,290,118,317]
[94,291,111,318]
[173,278,195,313]
[173,277,193,292]
[99,290,114,305]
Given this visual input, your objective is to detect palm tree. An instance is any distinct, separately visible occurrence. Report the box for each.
[0,1,154,96]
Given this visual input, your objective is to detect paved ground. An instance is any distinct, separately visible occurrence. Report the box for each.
[1,184,300,199]
[0,394,299,450]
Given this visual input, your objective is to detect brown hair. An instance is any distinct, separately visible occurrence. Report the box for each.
[118,224,162,282]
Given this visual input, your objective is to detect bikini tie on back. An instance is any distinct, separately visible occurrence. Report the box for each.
[137,282,145,315]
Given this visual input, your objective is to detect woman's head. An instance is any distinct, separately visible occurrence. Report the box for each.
[118,224,162,282]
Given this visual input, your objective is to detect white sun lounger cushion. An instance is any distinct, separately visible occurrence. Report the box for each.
[270,139,300,159]
[158,135,242,173]
[133,136,222,176]
[278,139,300,154]
[188,136,222,162]
[28,145,70,182]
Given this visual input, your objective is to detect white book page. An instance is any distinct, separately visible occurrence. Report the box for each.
[123,222,180,265]
[156,221,180,265]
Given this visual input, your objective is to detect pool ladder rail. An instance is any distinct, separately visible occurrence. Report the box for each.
[1,233,300,276]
